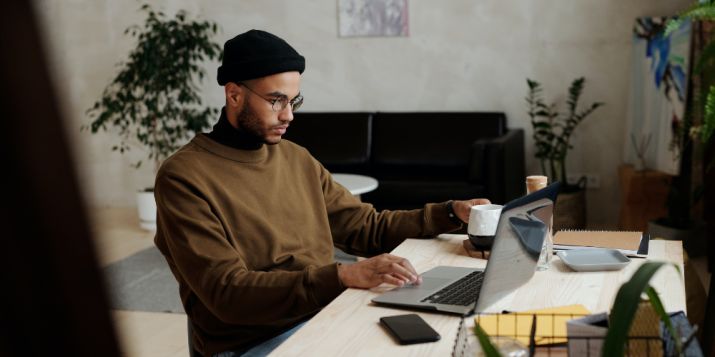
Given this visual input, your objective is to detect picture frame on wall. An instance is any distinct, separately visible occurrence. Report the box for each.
[338,0,409,38]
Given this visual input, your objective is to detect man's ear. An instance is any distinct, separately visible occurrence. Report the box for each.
[225,82,244,109]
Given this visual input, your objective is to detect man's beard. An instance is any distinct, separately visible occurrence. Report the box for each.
[235,99,281,145]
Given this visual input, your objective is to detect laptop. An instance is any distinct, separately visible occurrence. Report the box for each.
[371,182,561,316]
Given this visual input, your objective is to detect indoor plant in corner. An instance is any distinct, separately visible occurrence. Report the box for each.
[644,3,715,257]
[82,5,223,230]
[525,78,604,230]
[648,1,715,257]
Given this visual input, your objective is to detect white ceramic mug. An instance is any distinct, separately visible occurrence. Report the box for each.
[467,204,503,247]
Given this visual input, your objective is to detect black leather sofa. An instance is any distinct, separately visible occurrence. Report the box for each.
[282,112,526,211]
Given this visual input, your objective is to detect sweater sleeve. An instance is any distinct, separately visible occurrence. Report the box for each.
[320,164,462,257]
[154,172,344,326]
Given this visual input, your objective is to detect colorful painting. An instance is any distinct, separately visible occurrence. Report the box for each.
[338,0,409,37]
[624,17,692,175]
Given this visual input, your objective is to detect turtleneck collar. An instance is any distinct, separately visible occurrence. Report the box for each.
[205,107,264,151]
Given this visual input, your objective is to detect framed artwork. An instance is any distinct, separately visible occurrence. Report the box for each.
[624,17,692,175]
[338,0,409,37]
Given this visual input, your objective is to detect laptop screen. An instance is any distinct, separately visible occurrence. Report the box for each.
[473,181,561,313]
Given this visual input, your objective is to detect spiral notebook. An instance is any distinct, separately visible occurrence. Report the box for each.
[553,230,650,258]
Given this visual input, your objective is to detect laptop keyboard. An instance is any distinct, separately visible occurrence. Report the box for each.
[420,271,485,306]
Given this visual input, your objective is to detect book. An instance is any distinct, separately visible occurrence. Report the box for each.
[474,304,592,346]
[553,230,650,258]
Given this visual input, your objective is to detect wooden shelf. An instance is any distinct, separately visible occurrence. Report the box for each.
[618,165,672,233]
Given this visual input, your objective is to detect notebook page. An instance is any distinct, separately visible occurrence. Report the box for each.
[553,230,642,251]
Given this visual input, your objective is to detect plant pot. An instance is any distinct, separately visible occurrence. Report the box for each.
[647,219,707,257]
[553,189,586,231]
[137,189,156,231]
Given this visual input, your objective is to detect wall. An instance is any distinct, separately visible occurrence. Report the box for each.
[33,0,692,226]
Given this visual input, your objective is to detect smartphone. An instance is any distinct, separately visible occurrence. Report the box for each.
[379,314,441,345]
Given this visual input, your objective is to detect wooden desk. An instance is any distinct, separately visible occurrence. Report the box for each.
[268,235,685,357]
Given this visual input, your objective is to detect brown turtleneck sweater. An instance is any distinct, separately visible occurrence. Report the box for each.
[154,109,461,356]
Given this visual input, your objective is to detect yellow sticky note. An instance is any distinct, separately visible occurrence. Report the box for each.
[474,305,591,346]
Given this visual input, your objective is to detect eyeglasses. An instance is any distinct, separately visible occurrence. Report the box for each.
[239,83,303,112]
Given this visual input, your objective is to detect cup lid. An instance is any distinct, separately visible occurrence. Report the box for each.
[526,175,548,183]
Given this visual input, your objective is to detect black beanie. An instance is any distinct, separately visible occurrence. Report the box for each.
[217,30,305,86]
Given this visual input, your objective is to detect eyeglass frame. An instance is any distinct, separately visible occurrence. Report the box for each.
[239,83,303,112]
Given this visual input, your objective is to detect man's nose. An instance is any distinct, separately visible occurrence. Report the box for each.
[278,106,294,122]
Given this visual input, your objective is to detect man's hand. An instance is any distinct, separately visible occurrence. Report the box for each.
[338,253,422,288]
[452,199,492,223]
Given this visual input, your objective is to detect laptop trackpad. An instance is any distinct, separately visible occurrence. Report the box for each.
[373,277,453,304]
[399,277,452,291]
[421,266,480,279]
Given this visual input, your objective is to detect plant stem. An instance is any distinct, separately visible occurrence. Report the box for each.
[549,156,559,182]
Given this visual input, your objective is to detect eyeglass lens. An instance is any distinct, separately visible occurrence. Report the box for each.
[272,96,303,112]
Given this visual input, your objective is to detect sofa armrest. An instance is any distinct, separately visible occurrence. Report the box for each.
[468,129,525,204]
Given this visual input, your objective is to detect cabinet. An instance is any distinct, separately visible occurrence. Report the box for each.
[618,165,672,233]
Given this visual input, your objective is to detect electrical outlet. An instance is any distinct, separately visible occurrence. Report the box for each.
[566,173,583,186]
[585,174,601,189]
[565,173,600,189]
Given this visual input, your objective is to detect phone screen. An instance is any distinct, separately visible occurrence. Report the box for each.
[380,314,441,345]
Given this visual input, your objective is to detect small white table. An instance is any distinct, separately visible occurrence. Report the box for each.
[331,173,378,198]
[331,174,379,262]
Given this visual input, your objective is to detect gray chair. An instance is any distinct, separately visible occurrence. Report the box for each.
[188,321,204,357]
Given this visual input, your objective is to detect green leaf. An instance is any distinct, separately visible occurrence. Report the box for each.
[703,86,715,143]
[112,145,118,151]
[474,322,503,357]
[602,262,683,357]
[664,18,684,37]
[665,3,715,39]
[527,78,540,89]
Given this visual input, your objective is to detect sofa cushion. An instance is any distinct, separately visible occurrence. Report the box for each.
[362,180,485,206]
[368,165,468,182]
[283,112,372,166]
[371,112,506,168]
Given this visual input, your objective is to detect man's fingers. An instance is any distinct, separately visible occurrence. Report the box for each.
[379,254,420,283]
[471,198,491,205]
[397,258,419,279]
[381,262,418,283]
[382,274,406,286]
[389,272,410,282]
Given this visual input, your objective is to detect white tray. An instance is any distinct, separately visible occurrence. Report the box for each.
[557,249,631,272]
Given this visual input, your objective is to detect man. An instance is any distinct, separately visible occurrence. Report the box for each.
[154,29,490,357]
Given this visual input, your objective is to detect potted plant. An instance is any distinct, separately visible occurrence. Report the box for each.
[646,5,715,256]
[82,5,223,230]
[525,78,604,230]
